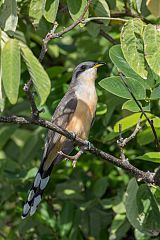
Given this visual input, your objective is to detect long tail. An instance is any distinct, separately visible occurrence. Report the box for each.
[22,160,54,219]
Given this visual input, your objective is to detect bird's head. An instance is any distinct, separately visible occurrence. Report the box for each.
[71,61,106,86]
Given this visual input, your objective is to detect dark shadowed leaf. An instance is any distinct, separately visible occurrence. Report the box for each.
[93,176,108,198]
[0,0,18,35]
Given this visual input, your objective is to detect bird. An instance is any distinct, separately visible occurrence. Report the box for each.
[22,60,106,218]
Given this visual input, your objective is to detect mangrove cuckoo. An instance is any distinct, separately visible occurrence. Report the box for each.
[22,61,105,218]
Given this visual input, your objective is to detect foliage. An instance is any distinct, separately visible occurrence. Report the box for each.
[0,0,160,239]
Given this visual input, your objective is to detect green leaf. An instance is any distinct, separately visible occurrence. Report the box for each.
[146,117,160,128]
[96,102,107,115]
[122,100,150,112]
[125,178,141,230]
[121,19,147,79]
[23,167,38,182]
[92,0,110,25]
[2,39,20,104]
[86,22,100,37]
[0,126,18,149]
[29,0,46,25]
[136,152,160,163]
[114,112,153,132]
[109,45,150,89]
[67,0,88,21]
[144,24,160,77]
[0,0,18,36]
[136,184,160,235]
[93,177,108,198]
[44,0,59,23]
[109,215,130,240]
[126,183,160,237]
[99,76,146,100]
[0,29,4,112]
[137,128,159,146]
[20,44,51,105]
[150,85,160,99]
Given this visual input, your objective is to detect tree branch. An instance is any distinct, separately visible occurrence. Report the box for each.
[39,0,92,61]
[100,29,118,45]
[0,115,159,186]
[119,72,160,150]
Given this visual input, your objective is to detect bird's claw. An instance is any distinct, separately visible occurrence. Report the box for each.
[83,140,92,150]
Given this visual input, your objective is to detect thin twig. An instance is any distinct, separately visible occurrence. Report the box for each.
[0,115,158,185]
[120,119,142,147]
[23,82,40,119]
[24,0,91,118]
[82,17,128,23]
[117,119,142,161]
[100,29,118,45]
[117,124,127,161]
[119,72,160,149]
[39,0,91,60]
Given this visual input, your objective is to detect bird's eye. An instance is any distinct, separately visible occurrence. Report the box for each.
[81,65,86,70]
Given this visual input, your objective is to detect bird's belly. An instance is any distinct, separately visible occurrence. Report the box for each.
[66,99,95,139]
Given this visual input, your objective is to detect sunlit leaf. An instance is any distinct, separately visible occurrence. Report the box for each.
[0,29,4,112]
[23,167,38,182]
[121,19,147,79]
[109,45,150,89]
[29,0,46,25]
[122,100,150,112]
[2,38,20,104]
[20,43,51,105]
[114,112,153,132]
[44,0,59,23]
[92,0,110,25]
[136,152,160,163]
[99,76,146,100]
[67,0,88,21]
[144,24,160,77]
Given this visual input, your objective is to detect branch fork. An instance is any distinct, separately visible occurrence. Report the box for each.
[117,120,141,161]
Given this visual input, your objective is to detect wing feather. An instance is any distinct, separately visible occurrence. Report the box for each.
[43,88,77,160]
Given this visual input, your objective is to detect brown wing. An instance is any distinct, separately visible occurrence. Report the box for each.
[43,88,77,161]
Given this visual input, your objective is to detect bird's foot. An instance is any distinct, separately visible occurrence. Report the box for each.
[83,140,92,150]
[58,150,84,168]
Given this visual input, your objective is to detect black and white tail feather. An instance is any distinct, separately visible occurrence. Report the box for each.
[21,160,54,219]
[21,139,73,219]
